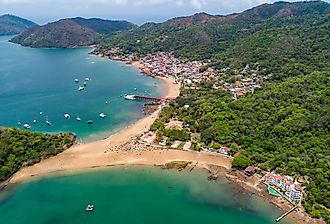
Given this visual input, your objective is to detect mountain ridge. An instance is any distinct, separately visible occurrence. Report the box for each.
[0,14,36,35]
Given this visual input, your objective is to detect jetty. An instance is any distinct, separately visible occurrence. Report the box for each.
[275,204,299,222]
[125,95,176,102]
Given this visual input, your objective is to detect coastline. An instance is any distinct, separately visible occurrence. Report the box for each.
[4,55,324,224]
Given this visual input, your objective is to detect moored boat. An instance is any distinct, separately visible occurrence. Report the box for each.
[23,124,31,129]
[87,120,94,125]
[74,79,79,83]
[124,95,135,100]
[78,86,85,91]
[99,113,107,118]
[64,113,71,119]
[86,204,94,212]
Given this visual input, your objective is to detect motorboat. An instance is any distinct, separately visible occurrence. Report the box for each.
[124,95,135,100]
[85,78,90,82]
[23,124,31,129]
[99,113,107,118]
[18,121,22,126]
[83,81,87,86]
[78,86,85,91]
[33,119,37,124]
[76,117,81,122]
[46,119,52,126]
[74,79,79,83]
[88,120,94,125]
[86,204,94,212]
[40,111,43,115]
[64,114,71,119]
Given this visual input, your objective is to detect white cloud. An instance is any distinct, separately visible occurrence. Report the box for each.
[191,0,206,10]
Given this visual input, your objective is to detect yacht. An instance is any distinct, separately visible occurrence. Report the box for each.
[86,204,94,212]
[99,113,107,118]
[23,124,31,129]
[74,79,79,83]
[64,114,71,119]
[78,86,85,91]
[124,95,135,100]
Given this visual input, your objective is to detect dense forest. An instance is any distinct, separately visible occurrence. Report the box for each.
[119,1,330,222]
[0,128,75,181]
[0,14,36,35]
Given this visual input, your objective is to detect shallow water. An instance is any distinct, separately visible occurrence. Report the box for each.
[0,36,164,141]
[0,167,291,224]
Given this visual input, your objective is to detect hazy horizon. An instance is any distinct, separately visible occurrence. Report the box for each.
[1,0,329,25]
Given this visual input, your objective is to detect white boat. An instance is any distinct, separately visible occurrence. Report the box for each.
[85,78,90,82]
[40,111,43,115]
[86,204,94,212]
[33,119,37,124]
[46,120,52,126]
[74,79,79,83]
[83,81,87,86]
[18,121,22,126]
[78,86,85,91]
[124,95,135,100]
[88,120,94,125]
[134,88,137,91]
[99,113,107,118]
[64,113,71,119]
[76,117,81,122]
[23,124,31,129]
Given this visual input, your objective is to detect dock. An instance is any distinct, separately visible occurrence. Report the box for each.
[276,204,299,222]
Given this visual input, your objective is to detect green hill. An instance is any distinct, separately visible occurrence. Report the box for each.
[10,17,137,48]
[0,14,36,35]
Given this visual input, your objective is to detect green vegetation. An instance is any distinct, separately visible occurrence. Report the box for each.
[10,17,136,48]
[0,128,75,181]
[232,155,252,170]
[0,14,36,36]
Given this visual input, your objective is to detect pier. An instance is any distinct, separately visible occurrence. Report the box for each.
[125,95,176,102]
[275,205,299,222]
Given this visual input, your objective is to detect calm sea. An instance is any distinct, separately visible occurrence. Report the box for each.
[0,167,292,224]
[0,35,164,142]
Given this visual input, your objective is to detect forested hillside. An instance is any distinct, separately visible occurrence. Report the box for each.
[0,128,75,181]
[0,14,36,35]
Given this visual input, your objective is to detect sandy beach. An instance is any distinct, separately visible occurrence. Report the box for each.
[9,64,232,184]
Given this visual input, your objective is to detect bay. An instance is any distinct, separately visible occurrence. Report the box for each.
[0,35,164,142]
[0,167,291,224]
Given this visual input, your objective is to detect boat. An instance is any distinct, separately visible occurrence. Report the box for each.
[18,121,22,126]
[78,86,85,91]
[86,204,94,212]
[33,119,37,124]
[64,113,71,119]
[124,95,135,100]
[76,116,81,122]
[23,124,31,129]
[134,87,137,91]
[74,79,79,83]
[99,113,107,118]
[39,111,43,115]
[46,119,52,126]
[83,81,87,86]
[88,120,94,125]
[85,78,90,82]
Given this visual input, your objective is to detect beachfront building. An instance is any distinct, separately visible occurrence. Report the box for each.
[263,172,303,203]
[244,166,256,176]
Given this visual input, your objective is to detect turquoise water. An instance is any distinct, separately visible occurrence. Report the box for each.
[0,36,164,141]
[0,167,291,224]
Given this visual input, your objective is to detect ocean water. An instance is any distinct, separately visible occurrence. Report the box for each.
[0,167,291,224]
[0,36,164,141]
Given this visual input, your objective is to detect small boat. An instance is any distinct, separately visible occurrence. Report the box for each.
[124,95,135,100]
[99,113,107,118]
[88,120,94,125]
[23,124,31,129]
[83,81,87,86]
[85,78,90,82]
[39,111,43,115]
[74,79,79,83]
[78,86,85,91]
[134,88,137,91]
[64,113,71,119]
[105,101,108,104]
[33,119,37,124]
[86,204,94,212]
[46,120,52,126]
[76,117,81,122]
[18,121,22,126]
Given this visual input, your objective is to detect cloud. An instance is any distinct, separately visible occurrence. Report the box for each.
[191,0,206,10]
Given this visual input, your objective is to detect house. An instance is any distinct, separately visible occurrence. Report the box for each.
[244,166,256,176]
[263,172,303,203]
[218,146,231,156]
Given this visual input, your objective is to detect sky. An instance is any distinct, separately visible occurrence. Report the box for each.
[0,0,329,25]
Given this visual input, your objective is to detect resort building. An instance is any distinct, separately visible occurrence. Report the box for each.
[244,166,256,176]
[263,172,303,203]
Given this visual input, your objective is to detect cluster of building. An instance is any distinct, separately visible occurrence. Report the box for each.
[263,172,304,203]
[139,52,215,84]
[222,79,261,99]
